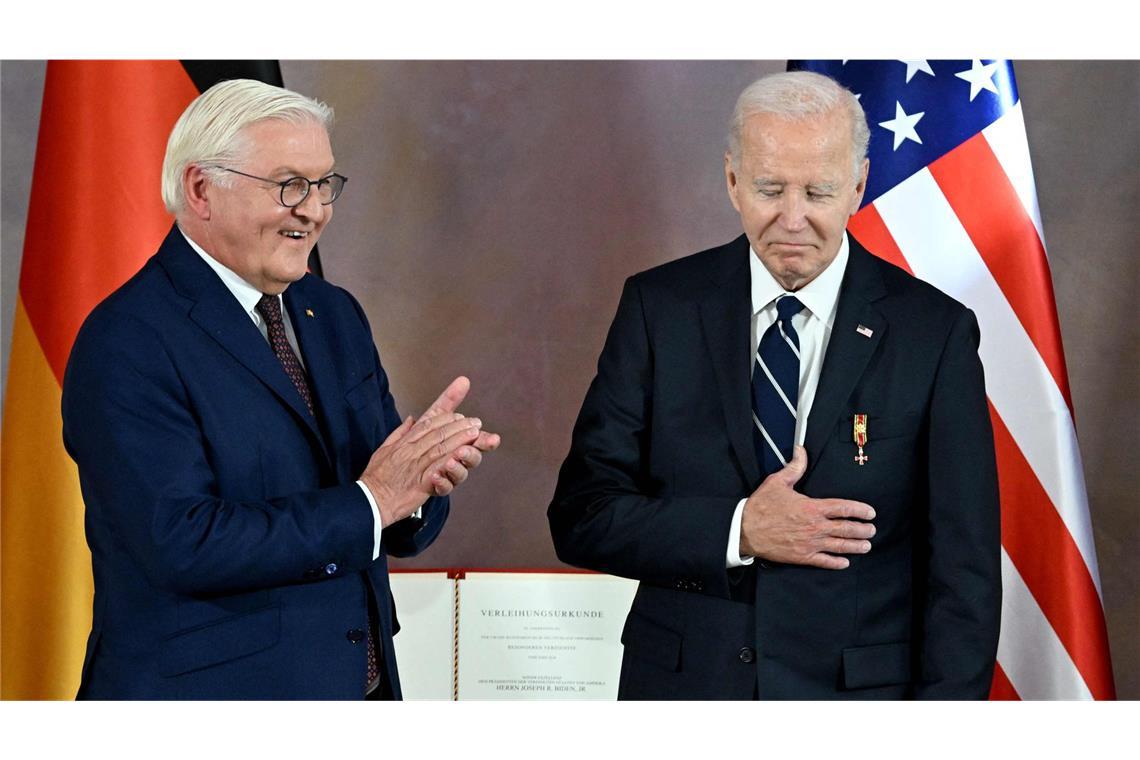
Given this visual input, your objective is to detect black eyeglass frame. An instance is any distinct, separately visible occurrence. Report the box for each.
[211,167,348,207]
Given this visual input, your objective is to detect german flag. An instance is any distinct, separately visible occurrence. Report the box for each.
[1,60,308,700]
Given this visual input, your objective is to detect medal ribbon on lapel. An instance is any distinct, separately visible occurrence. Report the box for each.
[853,414,869,466]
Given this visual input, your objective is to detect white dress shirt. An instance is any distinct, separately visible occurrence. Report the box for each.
[179,227,383,560]
[726,233,850,567]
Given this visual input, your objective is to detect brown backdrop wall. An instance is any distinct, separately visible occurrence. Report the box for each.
[2,60,1136,697]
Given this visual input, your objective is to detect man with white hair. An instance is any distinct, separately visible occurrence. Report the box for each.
[63,79,499,699]
[549,71,1000,699]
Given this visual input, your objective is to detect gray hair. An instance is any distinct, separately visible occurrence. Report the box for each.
[161,79,334,214]
[727,71,869,180]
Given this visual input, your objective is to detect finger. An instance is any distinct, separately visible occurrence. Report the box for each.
[820,498,876,521]
[418,418,481,457]
[419,424,481,465]
[454,446,483,470]
[774,445,808,487]
[472,431,501,451]
[424,450,469,491]
[438,457,470,486]
[404,411,469,445]
[421,376,471,420]
[430,471,455,496]
[823,537,872,555]
[829,520,876,540]
[381,415,416,447]
[808,553,851,570]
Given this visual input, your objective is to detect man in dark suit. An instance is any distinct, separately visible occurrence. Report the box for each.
[62,79,499,699]
[549,71,1000,699]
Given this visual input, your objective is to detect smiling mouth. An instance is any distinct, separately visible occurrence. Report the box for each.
[280,230,310,240]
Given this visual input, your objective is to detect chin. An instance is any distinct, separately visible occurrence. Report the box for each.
[769,258,808,280]
[277,250,314,278]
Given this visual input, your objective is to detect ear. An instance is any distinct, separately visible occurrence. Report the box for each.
[724,151,743,214]
[850,158,870,214]
[183,164,213,221]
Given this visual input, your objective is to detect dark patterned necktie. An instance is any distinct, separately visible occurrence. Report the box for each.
[256,294,314,416]
[365,633,380,694]
[751,295,805,477]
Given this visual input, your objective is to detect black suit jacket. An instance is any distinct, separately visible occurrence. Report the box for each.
[63,227,447,699]
[549,234,1000,699]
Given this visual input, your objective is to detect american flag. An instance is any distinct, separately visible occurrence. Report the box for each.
[789,59,1115,700]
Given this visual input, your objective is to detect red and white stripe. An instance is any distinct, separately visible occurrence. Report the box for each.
[848,103,1115,700]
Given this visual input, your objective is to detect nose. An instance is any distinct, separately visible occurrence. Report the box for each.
[777,191,808,232]
[293,187,326,223]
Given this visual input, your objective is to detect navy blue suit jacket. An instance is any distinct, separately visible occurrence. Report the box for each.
[549,235,1000,699]
[63,226,447,699]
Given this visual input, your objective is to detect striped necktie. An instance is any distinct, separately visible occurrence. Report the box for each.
[752,295,805,477]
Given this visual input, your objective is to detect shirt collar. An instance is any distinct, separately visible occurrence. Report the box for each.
[749,232,849,330]
[178,225,277,319]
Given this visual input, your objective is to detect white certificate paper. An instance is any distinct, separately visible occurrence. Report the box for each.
[389,572,456,700]
[456,573,637,700]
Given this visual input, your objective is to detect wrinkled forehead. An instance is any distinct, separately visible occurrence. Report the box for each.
[231,117,334,167]
[741,106,853,143]
[739,110,855,168]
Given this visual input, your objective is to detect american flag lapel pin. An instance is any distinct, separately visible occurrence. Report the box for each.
[856,324,873,338]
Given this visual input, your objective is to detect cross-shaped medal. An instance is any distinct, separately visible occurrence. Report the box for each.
[853,414,869,466]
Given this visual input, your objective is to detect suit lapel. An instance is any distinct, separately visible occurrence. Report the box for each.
[698,236,761,486]
[284,283,349,477]
[156,227,333,469]
[802,238,888,480]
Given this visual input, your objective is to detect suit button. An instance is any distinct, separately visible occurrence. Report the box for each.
[738,647,756,664]
[324,563,338,575]
[346,629,365,644]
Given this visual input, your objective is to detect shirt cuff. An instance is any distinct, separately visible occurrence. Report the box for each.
[357,480,383,561]
[726,497,755,568]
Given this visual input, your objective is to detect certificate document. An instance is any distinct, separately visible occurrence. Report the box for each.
[390,571,637,700]
[456,573,636,700]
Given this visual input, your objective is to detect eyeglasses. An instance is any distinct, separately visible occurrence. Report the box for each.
[212,167,348,207]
